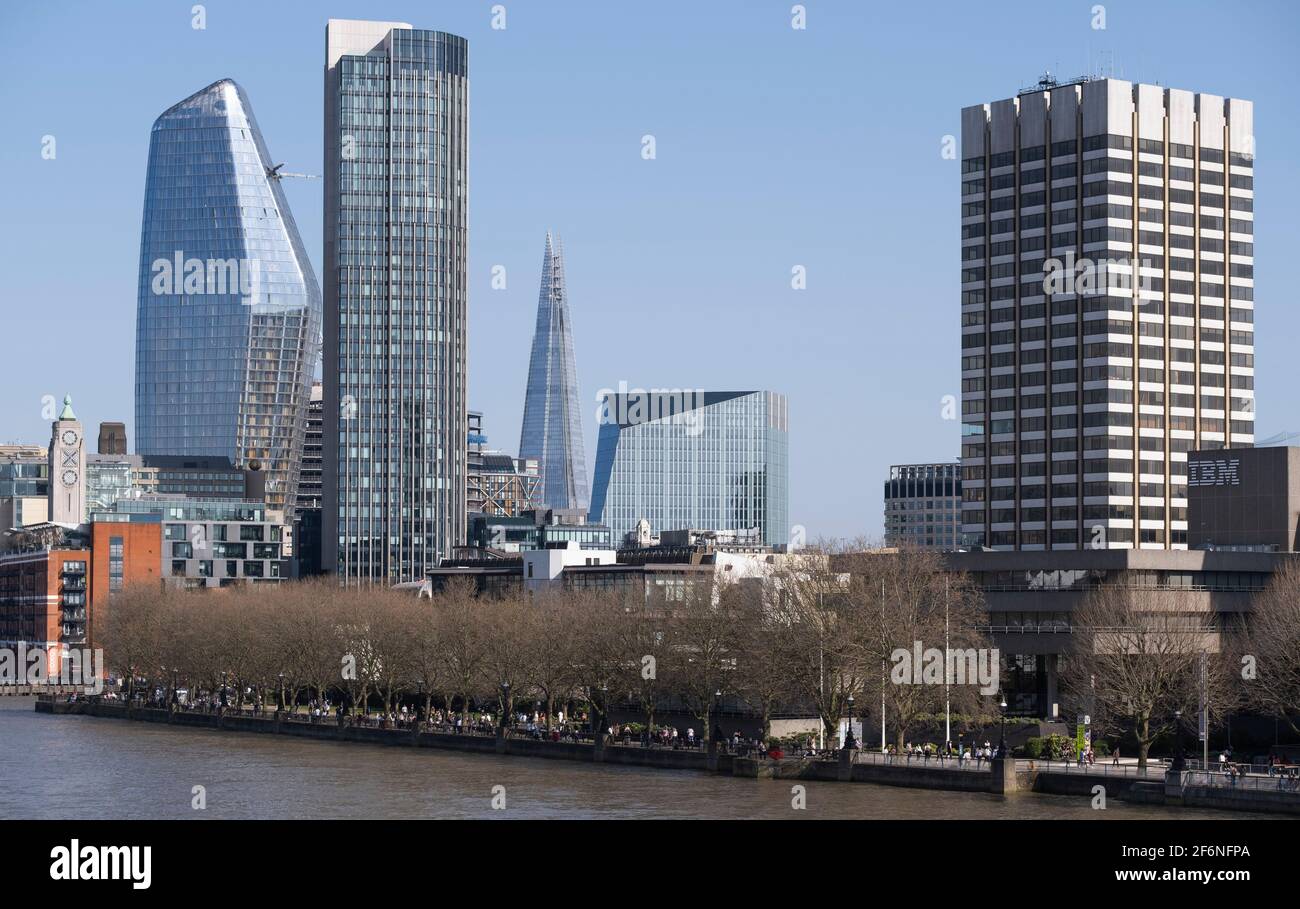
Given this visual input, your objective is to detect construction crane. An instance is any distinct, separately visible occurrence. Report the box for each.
[266,163,319,181]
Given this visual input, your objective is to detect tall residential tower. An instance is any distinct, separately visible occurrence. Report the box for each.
[960,78,1254,550]
[323,20,469,582]
[519,232,589,512]
[135,79,321,523]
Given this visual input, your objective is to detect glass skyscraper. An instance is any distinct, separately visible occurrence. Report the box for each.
[323,20,469,582]
[135,79,321,523]
[589,390,788,546]
[519,232,589,511]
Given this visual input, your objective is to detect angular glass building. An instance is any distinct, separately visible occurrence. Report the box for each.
[323,20,469,582]
[135,79,321,523]
[589,390,789,547]
[519,232,589,511]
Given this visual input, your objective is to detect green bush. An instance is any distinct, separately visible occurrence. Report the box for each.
[1023,737,1044,759]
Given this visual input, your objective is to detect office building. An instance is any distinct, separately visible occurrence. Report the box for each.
[464,508,612,554]
[0,515,161,656]
[938,447,1298,716]
[960,78,1255,550]
[467,410,539,519]
[0,447,48,535]
[323,19,469,582]
[135,79,321,523]
[291,383,324,577]
[589,390,789,547]
[109,497,284,586]
[884,463,963,550]
[519,232,589,511]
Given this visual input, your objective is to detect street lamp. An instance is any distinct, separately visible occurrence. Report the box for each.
[844,694,857,750]
[500,682,511,730]
[996,693,1008,758]
[713,688,723,749]
[1173,709,1185,773]
[277,672,285,713]
[599,683,608,734]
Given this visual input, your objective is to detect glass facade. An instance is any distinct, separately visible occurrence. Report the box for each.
[135,79,321,523]
[86,456,134,513]
[519,232,589,511]
[324,22,469,583]
[588,391,789,547]
[884,463,963,550]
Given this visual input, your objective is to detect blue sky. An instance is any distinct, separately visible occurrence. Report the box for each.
[1,0,1297,541]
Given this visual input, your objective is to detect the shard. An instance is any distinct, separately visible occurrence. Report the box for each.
[135,79,321,522]
[519,233,589,512]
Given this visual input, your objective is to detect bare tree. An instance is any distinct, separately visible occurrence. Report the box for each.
[727,578,796,742]
[852,548,993,751]
[1234,560,1300,737]
[1064,584,1226,768]
[526,589,584,731]
[436,579,490,726]
[480,593,537,725]
[771,548,864,747]
[663,579,742,746]
[101,582,167,700]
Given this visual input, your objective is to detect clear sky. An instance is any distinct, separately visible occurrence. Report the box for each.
[1,0,1297,542]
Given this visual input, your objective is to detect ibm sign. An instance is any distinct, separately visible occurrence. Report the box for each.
[1188,457,1241,488]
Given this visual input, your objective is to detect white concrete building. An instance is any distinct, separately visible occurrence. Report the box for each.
[960,77,1255,550]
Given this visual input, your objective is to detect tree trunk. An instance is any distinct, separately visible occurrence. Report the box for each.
[1137,714,1151,769]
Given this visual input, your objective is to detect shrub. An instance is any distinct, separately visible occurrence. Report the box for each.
[1023,737,1044,759]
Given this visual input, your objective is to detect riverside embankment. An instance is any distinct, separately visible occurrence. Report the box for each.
[32,699,1298,815]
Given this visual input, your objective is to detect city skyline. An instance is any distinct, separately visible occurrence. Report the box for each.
[2,1,1298,544]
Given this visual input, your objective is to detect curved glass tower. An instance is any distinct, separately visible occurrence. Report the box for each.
[135,79,322,521]
[519,232,589,511]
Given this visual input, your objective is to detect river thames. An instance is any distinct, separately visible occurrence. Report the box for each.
[0,698,1265,820]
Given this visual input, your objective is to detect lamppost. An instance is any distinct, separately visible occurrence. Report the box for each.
[1172,709,1185,773]
[170,669,178,709]
[844,694,856,750]
[277,672,285,714]
[500,682,511,730]
[713,688,723,749]
[996,693,1008,758]
[599,683,608,734]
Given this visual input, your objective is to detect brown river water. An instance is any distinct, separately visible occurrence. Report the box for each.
[0,698,1265,820]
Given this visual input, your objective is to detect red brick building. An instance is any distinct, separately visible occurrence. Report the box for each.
[0,515,161,658]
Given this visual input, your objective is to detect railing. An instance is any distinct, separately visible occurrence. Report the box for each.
[850,750,990,773]
[1184,769,1300,793]
[1030,758,1167,779]
[1185,759,1298,777]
